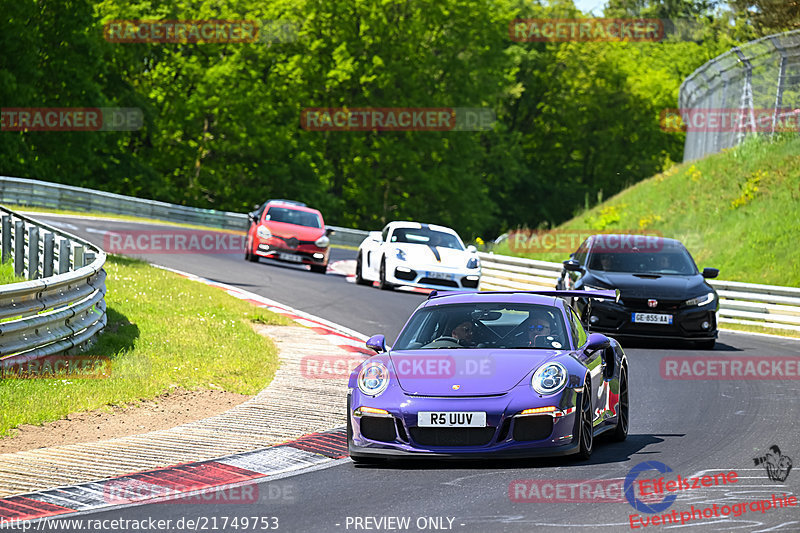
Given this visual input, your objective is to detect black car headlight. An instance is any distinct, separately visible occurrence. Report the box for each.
[685,292,715,306]
[531,363,568,395]
[357,362,390,397]
[467,257,479,269]
[395,248,407,261]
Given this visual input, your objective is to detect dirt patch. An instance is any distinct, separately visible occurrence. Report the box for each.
[0,388,251,454]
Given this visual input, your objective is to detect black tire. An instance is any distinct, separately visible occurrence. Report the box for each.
[696,339,716,350]
[575,382,593,460]
[310,264,327,274]
[610,367,629,442]
[245,237,258,262]
[355,254,371,285]
[378,258,393,291]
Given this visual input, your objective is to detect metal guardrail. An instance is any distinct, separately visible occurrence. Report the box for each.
[0,176,369,247]
[2,175,797,333]
[0,205,107,365]
[478,252,800,333]
[679,29,800,162]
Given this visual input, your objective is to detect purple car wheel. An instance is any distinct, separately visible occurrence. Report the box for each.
[577,383,593,459]
[611,367,629,441]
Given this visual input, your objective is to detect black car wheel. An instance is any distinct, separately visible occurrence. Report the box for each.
[696,339,716,350]
[576,382,593,460]
[378,258,393,291]
[245,237,258,262]
[355,254,370,285]
[610,367,629,442]
[310,264,327,274]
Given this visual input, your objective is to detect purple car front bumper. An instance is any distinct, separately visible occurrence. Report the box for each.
[348,387,584,459]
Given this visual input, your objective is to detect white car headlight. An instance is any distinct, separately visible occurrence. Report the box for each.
[685,292,715,306]
[256,225,272,240]
[315,235,330,248]
[357,362,390,396]
[531,363,568,395]
[467,257,479,269]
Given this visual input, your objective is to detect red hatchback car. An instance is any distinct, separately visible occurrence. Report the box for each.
[244,200,333,273]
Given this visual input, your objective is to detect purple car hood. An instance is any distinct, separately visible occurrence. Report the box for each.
[388,349,564,395]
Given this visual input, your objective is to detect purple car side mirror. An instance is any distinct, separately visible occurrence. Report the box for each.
[366,334,387,354]
[585,332,611,353]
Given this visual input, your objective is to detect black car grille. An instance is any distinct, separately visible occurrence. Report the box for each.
[409,427,495,446]
[360,417,397,443]
[513,416,553,442]
[620,298,683,310]
[419,277,459,288]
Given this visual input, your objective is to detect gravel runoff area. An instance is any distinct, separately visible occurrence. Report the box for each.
[0,324,357,499]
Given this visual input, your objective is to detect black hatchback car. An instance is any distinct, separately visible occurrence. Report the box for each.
[556,234,719,348]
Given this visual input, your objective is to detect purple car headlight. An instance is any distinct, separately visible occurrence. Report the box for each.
[357,362,390,396]
[531,362,568,395]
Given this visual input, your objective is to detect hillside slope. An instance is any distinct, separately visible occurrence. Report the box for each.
[496,135,800,287]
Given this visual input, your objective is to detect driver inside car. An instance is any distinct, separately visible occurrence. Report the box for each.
[451,320,476,347]
[509,311,564,348]
[422,318,478,348]
[527,316,563,348]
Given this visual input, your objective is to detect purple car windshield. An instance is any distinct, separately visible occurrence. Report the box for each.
[393,303,569,350]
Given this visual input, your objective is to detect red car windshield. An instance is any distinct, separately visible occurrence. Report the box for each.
[266,207,322,228]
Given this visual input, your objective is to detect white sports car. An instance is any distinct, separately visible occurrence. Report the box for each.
[355,221,481,291]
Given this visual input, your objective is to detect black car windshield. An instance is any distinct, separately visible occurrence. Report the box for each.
[391,228,463,250]
[588,250,697,275]
[393,303,568,350]
[265,207,322,228]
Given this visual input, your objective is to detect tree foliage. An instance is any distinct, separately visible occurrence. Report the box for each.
[0,0,776,238]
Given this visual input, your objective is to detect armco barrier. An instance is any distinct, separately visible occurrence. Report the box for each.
[0,176,369,247]
[0,205,107,364]
[477,252,800,333]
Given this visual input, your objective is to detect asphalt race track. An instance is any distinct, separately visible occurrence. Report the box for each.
[25,214,800,533]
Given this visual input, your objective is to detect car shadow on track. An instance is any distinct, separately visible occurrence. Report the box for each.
[611,337,741,352]
[352,433,684,470]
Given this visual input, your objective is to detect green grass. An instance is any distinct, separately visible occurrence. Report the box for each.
[0,261,22,285]
[493,134,800,287]
[0,255,288,436]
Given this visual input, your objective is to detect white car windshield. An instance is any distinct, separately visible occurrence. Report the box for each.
[391,228,463,250]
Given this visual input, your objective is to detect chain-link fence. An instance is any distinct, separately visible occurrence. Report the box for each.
[679,30,800,161]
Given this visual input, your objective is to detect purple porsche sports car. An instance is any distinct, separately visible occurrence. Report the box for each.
[347,290,629,461]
